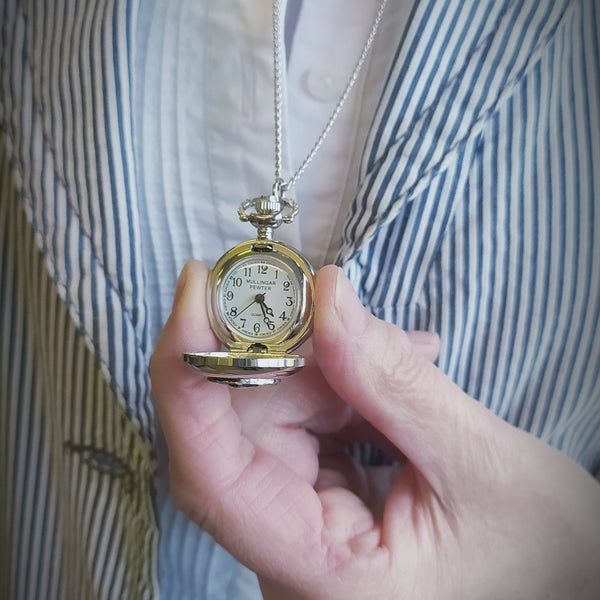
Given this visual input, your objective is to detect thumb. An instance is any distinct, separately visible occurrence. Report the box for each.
[312,266,504,495]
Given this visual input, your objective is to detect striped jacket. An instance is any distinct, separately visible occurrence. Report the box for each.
[1,0,599,598]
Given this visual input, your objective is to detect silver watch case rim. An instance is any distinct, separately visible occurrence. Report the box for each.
[183,351,304,375]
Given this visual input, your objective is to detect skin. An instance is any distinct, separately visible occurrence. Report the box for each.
[151,260,600,600]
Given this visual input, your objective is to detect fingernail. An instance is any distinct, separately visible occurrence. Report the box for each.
[406,330,441,361]
[334,267,370,336]
[406,330,440,347]
[172,263,190,309]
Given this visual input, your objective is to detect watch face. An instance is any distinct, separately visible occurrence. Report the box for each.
[218,254,302,343]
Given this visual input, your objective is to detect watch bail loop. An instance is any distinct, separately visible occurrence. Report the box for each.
[238,184,298,241]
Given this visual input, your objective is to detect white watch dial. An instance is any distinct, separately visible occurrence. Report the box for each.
[219,256,301,341]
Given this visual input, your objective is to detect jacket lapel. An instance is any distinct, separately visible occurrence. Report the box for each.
[6,0,153,441]
[339,0,574,265]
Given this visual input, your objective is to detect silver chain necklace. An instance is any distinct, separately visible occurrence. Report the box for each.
[272,0,389,193]
[184,0,388,386]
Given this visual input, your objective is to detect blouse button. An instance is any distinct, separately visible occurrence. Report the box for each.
[305,65,344,102]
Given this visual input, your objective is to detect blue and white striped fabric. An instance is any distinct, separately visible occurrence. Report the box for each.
[1,0,158,597]
[0,185,157,599]
[341,0,600,470]
[1,0,599,599]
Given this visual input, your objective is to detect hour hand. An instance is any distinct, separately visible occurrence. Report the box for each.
[256,295,274,317]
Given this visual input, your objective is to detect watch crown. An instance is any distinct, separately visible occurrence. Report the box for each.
[254,197,281,215]
[238,180,298,240]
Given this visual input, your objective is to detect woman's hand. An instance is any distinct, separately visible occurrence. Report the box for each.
[151,260,600,600]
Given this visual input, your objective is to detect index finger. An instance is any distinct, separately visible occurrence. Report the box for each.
[149,261,329,583]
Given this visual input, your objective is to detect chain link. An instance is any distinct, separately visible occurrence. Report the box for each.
[272,0,388,193]
[273,0,285,182]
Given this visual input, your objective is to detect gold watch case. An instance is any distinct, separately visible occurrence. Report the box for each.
[183,238,314,387]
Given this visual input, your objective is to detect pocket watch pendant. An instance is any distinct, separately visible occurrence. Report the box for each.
[183,183,315,387]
